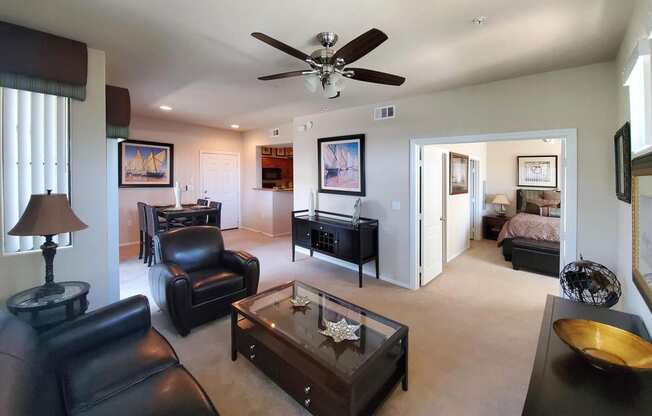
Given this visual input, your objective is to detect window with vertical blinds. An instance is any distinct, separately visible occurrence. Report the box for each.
[1,87,70,254]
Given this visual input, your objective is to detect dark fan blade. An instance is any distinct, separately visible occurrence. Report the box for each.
[258,71,308,81]
[346,68,405,86]
[251,32,311,62]
[332,28,388,65]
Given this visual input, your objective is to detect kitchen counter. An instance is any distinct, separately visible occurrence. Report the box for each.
[252,188,293,192]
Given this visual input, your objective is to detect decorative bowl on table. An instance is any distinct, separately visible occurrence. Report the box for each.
[553,318,652,372]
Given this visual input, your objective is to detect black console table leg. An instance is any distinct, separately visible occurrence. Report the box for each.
[231,308,238,361]
[375,257,379,279]
[402,334,409,391]
[292,244,295,262]
[358,264,363,288]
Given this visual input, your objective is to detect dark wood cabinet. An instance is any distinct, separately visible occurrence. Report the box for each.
[292,210,379,288]
[523,296,652,415]
[482,215,510,240]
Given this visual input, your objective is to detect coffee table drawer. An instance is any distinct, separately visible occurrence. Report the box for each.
[236,325,279,380]
[278,364,347,416]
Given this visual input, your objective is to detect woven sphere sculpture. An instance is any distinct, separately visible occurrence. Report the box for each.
[560,257,621,308]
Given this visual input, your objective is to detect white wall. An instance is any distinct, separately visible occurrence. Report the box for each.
[615,0,652,329]
[426,143,487,261]
[486,139,562,217]
[0,49,115,308]
[241,124,293,235]
[293,62,617,289]
[119,116,242,245]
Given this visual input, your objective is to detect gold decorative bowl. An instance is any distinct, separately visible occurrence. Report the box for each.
[553,319,652,372]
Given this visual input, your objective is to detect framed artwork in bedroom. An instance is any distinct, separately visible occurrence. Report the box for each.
[517,155,558,188]
[449,152,469,195]
[614,122,631,203]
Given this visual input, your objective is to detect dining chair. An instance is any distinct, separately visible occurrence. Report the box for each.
[136,202,147,261]
[207,201,222,228]
[144,205,168,267]
[197,198,208,206]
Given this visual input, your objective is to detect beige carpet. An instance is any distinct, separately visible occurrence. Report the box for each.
[120,230,558,416]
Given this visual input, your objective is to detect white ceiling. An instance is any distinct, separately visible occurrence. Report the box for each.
[0,0,634,131]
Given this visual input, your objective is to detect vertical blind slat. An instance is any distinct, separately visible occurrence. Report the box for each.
[2,88,70,253]
[17,90,32,251]
[2,89,19,253]
[56,96,69,246]
[31,93,45,249]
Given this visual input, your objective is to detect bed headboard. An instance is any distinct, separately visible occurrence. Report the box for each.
[516,189,561,212]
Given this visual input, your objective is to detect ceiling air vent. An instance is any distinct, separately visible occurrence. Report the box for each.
[270,128,280,138]
[374,105,395,121]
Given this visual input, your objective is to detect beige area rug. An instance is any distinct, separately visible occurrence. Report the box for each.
[120,230,558,415]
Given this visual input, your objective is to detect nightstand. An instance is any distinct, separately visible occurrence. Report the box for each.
[483,215,510,240]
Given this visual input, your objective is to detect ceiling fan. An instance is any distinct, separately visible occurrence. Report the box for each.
[252,28,406,99]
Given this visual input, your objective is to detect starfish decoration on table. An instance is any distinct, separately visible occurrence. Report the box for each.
[289,295,311,307]
[319,318,360,343]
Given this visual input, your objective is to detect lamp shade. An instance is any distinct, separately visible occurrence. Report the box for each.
[8,192,87,236]
[491,194,511,205]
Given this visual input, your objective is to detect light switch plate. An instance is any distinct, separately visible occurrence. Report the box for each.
[391,201,401,210]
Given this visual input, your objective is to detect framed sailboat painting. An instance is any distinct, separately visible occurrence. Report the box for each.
[317,134,365,196]
[119,139,174,188]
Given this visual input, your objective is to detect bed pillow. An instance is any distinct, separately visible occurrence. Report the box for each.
[524,201,541,215]
[542,191,561,207]
[543,190,561,201]
[527,198,559,207]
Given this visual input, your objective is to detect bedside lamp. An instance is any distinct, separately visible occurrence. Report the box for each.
[491,194,510,217]
[8,191,87,297]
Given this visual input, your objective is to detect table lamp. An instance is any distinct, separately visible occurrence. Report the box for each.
[8,190,87,297]
[492,194,510,217]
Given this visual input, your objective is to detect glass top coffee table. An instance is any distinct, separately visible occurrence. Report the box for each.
[231,281,408,415]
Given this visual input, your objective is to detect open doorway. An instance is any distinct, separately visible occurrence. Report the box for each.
[410,129,577,290]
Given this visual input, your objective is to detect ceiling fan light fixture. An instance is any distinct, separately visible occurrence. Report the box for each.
[304,74,320,93]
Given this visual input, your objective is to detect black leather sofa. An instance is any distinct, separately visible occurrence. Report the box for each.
[0,295,219,416]
[149,226,260,336]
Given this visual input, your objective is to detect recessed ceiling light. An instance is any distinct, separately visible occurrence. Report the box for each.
[231,124,240,129]
[159,105,173,111]
[472,16,488,25]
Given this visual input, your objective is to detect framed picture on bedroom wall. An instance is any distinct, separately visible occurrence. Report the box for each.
[449,152,469,195]
[614,122,631,203]
[318,134,365,196]
[517,155,558,188]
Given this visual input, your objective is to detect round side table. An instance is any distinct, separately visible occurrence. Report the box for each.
[7,281,90,332]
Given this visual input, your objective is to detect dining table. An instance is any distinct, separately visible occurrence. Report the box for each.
[155,204,219,228]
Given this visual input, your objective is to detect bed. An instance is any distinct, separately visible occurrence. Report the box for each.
[498,189,561,276]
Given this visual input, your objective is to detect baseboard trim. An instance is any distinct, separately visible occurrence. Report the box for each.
[240,226,291,238]
[294,247,412,290]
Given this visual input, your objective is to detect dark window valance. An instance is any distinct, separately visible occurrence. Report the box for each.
[0,21,87,100]
[106,85,131,138]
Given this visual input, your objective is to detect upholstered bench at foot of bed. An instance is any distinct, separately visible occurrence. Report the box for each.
[511,238,560,277]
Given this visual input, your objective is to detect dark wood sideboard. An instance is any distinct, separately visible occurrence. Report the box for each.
[522,295,652,415]
[292,210,379,288]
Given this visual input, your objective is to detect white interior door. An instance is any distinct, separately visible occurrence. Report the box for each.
[200,152,240,229]
[469,159,480,240]
[420,146,445,286]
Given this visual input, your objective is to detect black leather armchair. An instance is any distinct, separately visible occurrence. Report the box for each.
[149,226,260,336]
[0,295,218,416]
